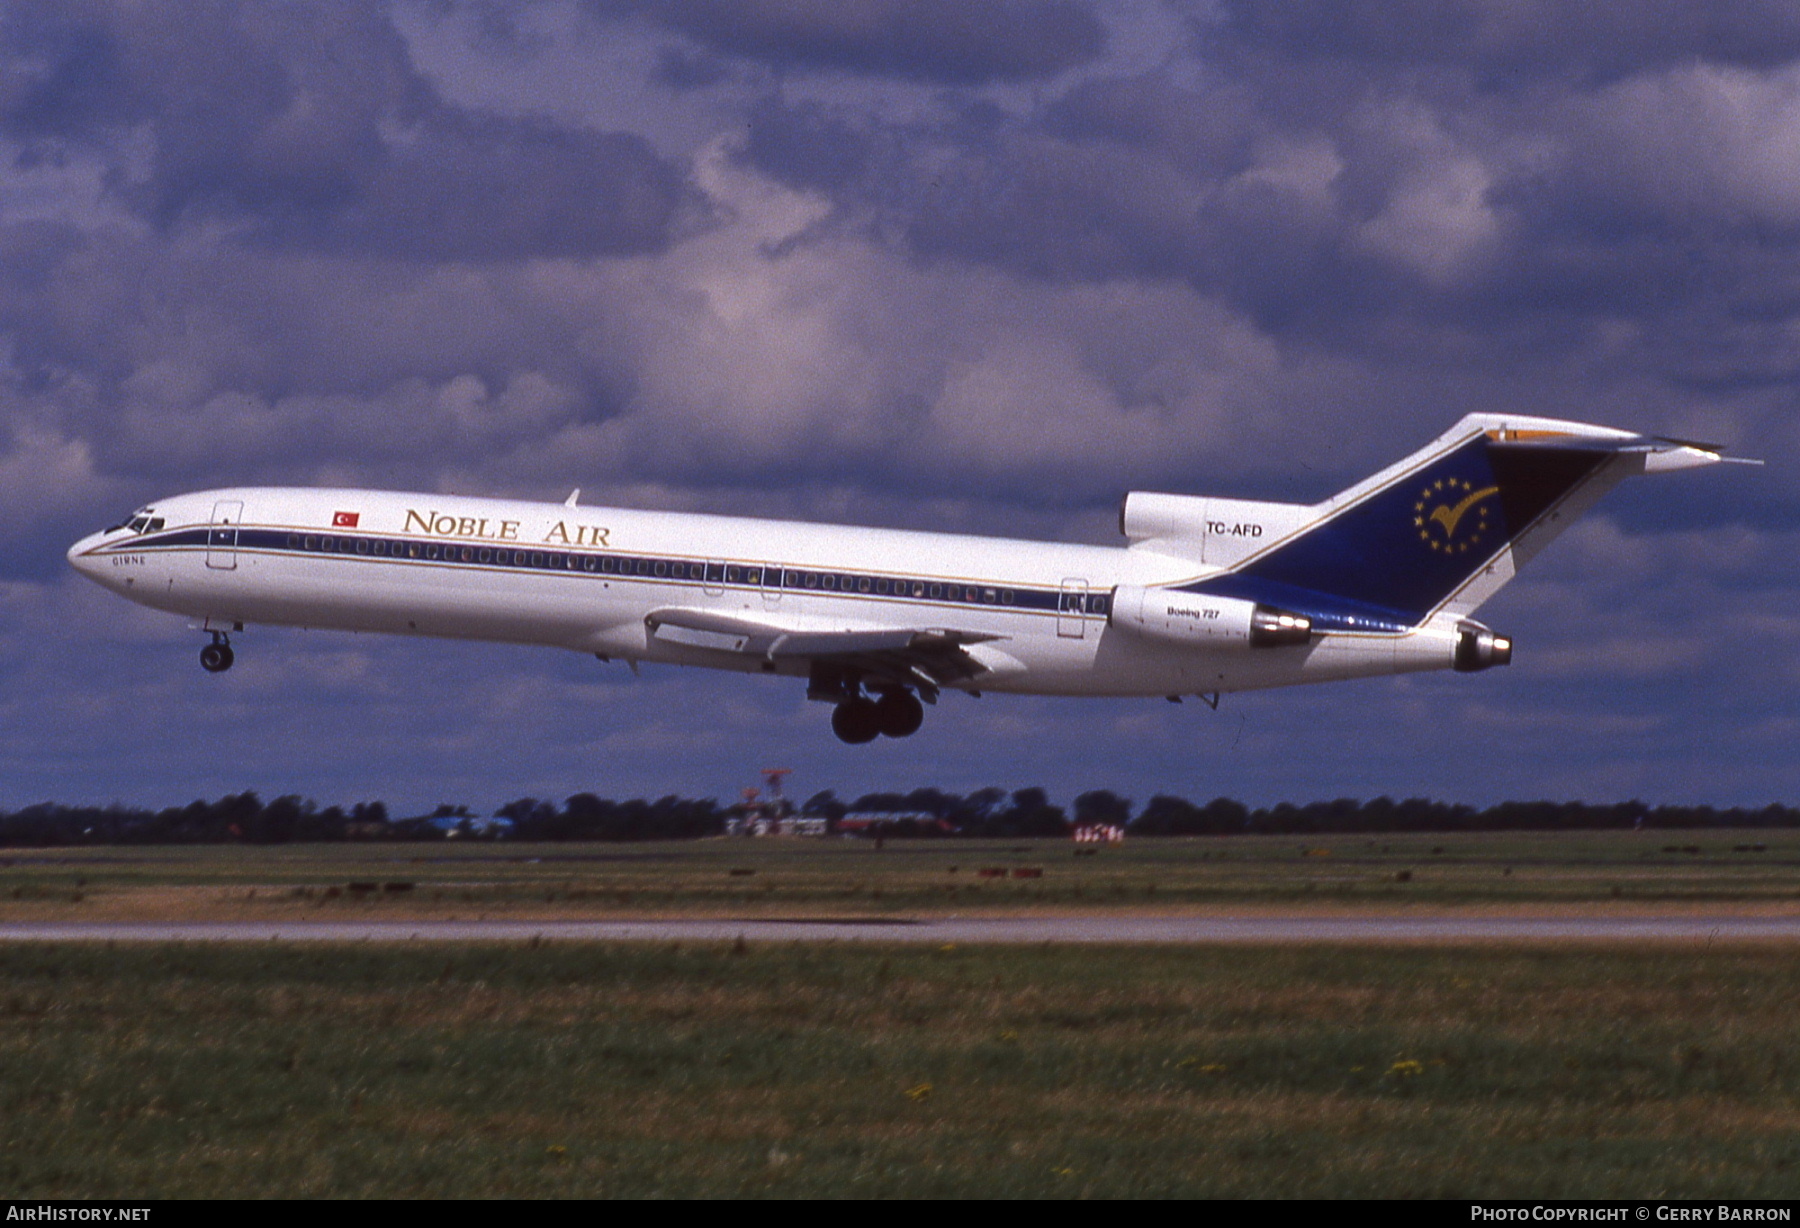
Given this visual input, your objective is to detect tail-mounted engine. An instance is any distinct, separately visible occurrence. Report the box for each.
[1111,586,1312,649]
[1453,622,1513,672]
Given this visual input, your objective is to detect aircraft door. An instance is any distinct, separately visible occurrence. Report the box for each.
[1058,579,1088,638]
[206,500,243,570]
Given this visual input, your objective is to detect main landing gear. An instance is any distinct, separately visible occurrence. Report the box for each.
[809,663,926,743]
[200,632,235,674]
[830,690,925,743]
[829,688,925,744]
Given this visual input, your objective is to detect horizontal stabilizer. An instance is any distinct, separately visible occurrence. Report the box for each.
[1485,427,1761,470]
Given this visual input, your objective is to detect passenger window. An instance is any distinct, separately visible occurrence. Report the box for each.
[653,561,666,577]
[911,582,925,598]
[930,584,943,599]
[726,566,740,584]
[356,539,369,555]
[1001,589,1014,605]
[821,575,835,590]
[858,578,871,593]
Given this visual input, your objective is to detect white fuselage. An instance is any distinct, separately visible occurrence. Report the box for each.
[66,486,1468,698]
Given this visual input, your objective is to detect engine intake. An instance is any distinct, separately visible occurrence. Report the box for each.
[1454,623,1513,672]
[1111,586,1312,649]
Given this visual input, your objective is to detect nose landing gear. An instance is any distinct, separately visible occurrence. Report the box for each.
[200,632,234,673]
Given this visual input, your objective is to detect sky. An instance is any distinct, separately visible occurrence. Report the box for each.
[1,0,1796,815]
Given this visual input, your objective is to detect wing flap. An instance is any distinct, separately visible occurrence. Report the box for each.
[644,607,1000,690]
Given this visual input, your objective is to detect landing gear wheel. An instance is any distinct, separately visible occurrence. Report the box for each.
[831,698,881,744]
[200,642,234,673]
[874,690,924,738]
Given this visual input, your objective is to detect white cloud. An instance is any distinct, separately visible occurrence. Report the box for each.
[1580,61,1800,224]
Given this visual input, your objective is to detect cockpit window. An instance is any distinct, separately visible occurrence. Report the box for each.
[105,508,161,534]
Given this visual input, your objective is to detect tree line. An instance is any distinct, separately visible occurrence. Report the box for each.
[0,789,1795,846]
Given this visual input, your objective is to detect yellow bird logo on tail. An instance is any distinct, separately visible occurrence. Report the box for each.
[1415,479,1499,553]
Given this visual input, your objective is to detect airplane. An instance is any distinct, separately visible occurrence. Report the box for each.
[66,412,1751,743]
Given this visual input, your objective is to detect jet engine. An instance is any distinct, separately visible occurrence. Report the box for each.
[1111,586,1312,649]
[1453,622,1513,672]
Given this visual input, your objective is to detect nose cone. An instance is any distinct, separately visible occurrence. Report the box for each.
[66,531,111,583]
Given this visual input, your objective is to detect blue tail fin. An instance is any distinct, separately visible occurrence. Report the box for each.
[1183,416,1726,632]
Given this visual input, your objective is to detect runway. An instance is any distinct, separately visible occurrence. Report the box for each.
[1,915,1798,943]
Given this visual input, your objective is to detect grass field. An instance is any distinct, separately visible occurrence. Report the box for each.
[0,941,1796,1197]
[1,829,1798,921]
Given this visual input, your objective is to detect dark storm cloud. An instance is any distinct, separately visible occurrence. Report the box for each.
[607,0,1105,84]
[729,3,1800,391]
[652,45,732,92]
[0,0,1793,810]
[0,0,684,260]
[737,86,1376,329]
[1218,0,1800,83]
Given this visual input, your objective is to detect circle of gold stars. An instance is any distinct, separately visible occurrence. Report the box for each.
[1414,476,1492,554]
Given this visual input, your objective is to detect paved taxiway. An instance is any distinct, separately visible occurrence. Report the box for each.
[0,916,1797,943]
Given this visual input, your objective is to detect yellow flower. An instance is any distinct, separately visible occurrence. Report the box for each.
[1388,1059,1425,1077]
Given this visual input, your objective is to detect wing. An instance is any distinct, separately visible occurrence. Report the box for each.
[644,606,999,697]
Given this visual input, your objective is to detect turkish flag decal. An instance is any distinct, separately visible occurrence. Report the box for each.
[332,511,360,528]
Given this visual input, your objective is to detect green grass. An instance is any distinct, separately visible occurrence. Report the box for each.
[4,829,1800,920]
[0,942,1796,1196]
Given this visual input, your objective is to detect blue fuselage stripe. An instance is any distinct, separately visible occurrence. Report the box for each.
[100,527,1108,619]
